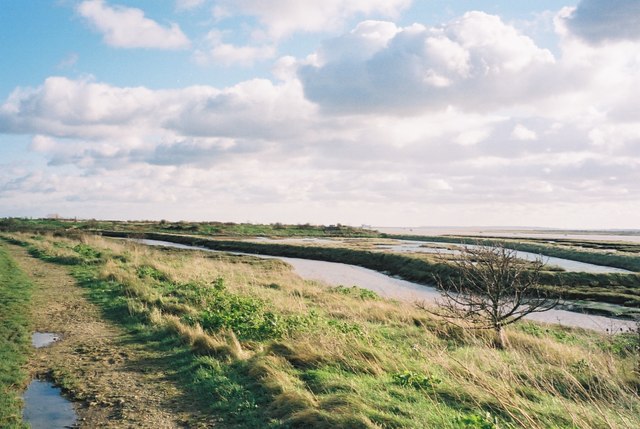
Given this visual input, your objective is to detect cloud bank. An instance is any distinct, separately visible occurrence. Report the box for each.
[77,0,190,49]
[216,0,412,39]
[299,13,556,114]
[564,0,640,43]
[2,2,640,226]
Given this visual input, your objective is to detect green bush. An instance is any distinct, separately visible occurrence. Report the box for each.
[331,285,379,300]
[454,413,500,429]
[392,370,442,390]
[195,292,287,341]
[136,265,169,281]
[73,243,102,262]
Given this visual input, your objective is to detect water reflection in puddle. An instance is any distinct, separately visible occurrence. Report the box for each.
[31,332,60,348]
[22,380,77,429]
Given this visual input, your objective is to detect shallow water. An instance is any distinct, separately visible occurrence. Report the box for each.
[258,237,633,274]
[22,380,77,429]
[133,239,636,332]
[31,332,60,348]
[386,241,632,273]
[375,227,640,243]
[475,246,632,274]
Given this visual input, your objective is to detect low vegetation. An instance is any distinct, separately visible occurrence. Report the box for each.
[4,219,639,314]
[2,231,639,428]
[0,244,31,429]
[96,231,640,316]
[0,217,379,238]
[388,234,640,273]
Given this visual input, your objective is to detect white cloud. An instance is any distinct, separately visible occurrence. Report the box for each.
[30,135,57,152]
[2,72,637,210]
[455,128,492,146]
[0,76,316,168]
[194,31,276,66]
[511,124,537,141]
[77,0,190,49]
[0,76,166,139]
[298,12,556,114]
[175,0,205,11]
[315,21,400,64]
[216,0,411,39]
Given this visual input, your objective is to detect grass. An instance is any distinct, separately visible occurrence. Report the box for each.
[0,244,31,429]
[4,218,639,313]
[4,232,640,428]
[98,231,640,315]
[387,234,640,273]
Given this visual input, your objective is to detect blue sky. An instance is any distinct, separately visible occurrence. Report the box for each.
[1,0,639,228]
[0,0,574,95]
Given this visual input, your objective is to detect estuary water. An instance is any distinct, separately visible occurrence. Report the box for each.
[250,237,633,274]
[132,239,636,332]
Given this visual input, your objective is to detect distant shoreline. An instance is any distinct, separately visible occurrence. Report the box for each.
[375,226,640,243]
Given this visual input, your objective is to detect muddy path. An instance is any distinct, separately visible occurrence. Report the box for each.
[6,244,212,428]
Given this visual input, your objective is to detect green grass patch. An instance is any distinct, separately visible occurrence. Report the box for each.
[0,244,32,429]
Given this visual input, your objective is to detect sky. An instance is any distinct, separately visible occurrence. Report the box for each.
[1,0,639,228]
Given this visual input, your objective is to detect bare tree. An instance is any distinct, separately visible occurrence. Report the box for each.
[423,243,559,348]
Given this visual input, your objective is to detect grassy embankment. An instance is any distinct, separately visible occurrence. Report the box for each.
[5,218,639,312]
[98,231,640,317]
[0,244,31,429]
[3,232,640,428]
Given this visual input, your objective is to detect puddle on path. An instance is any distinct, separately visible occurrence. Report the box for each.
[31,332,61,348]
[22,380,77,429]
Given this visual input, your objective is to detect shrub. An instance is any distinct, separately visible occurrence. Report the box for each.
[392,370,442,390]
[197,292,287,341]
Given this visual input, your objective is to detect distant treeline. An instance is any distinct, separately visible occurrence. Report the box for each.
[0,217,379,238]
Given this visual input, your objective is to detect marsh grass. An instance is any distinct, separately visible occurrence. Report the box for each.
[95,231,640,315]
[389,234,640,273]
[5,232,640,428]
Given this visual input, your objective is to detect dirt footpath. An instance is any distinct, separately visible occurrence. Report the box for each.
[8,244,210,428]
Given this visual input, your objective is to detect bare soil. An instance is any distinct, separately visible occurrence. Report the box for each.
[7,244,214,428]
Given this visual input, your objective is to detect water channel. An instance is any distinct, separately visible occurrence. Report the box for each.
[387,241,632,274]
[133,239,636,332]
[250,238,633,274]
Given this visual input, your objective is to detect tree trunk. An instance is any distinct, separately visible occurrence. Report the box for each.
[494,325,508,349]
